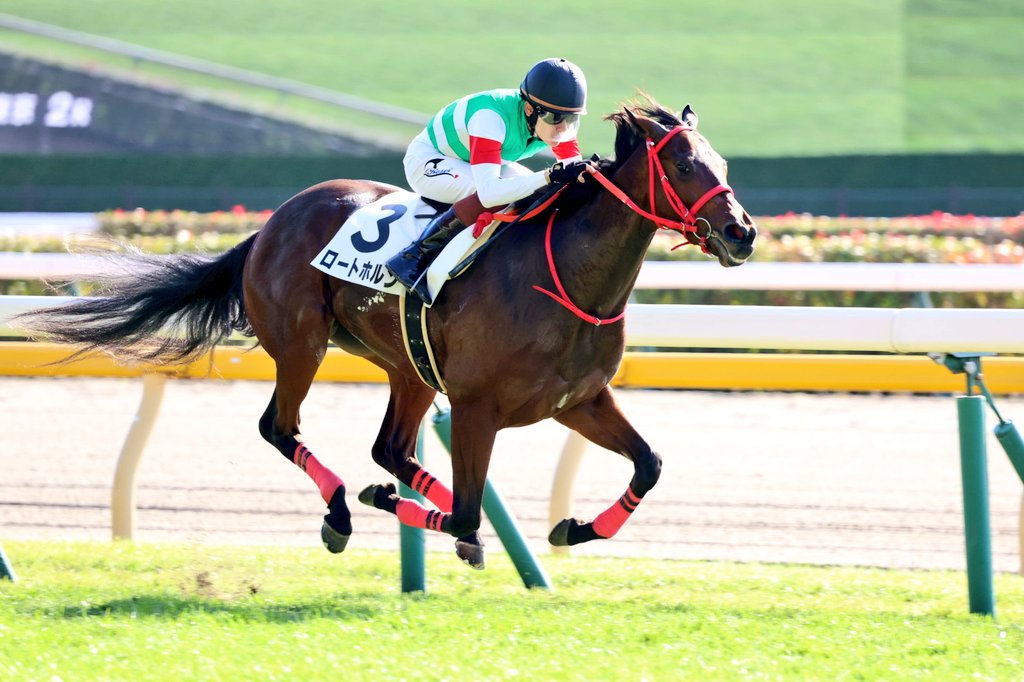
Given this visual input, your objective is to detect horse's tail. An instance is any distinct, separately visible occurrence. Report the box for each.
[16,234,258,365]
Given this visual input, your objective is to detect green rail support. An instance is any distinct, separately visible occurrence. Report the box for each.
[957,395,995,616]
[398,421,427,593]
[994,421,1024,485]
[933,352,1024,616]
[0,544,15,582]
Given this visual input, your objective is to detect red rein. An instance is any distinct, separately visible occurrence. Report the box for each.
[532,210,624,325]
[533,125,734,326]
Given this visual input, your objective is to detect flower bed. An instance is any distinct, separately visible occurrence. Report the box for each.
[649,211,1024,264]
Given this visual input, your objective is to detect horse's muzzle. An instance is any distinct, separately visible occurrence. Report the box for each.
[713,220,756,265]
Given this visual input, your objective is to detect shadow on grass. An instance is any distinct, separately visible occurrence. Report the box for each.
[59,593,379,622]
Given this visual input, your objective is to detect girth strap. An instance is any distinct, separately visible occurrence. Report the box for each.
[399,291,447,393]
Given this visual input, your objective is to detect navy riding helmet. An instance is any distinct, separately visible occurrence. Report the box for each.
[520,58,587,125]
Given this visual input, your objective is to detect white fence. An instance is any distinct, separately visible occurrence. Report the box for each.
[5,294,1024,354]
[0,214,97,238]
[635,260,1024,292]
[628,305,1024,353]
[3,251,1023,292]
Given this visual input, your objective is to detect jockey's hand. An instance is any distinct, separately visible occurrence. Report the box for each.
[547,160,593,185]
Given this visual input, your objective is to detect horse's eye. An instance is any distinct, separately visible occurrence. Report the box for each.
[676,162,691,175]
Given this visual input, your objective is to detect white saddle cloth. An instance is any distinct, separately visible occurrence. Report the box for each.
[309,190,495,306]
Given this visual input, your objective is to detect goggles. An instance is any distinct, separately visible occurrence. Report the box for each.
[536,108,580,127]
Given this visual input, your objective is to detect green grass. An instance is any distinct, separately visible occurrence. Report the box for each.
[1,0,1022,156]
[1,541,1023,680]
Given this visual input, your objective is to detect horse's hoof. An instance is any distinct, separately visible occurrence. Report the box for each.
[320,519,351,554]
[358,483,396,509]
[548,518,580,547]
[455,537,485,570]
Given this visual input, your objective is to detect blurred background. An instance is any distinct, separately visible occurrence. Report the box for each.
[0,0,1021,216]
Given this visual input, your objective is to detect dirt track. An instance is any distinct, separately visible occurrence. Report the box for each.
[1,376,1022,573]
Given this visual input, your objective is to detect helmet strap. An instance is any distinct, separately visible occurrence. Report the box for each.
[523,95,540,135]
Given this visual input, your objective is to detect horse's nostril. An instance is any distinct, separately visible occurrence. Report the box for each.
[724,223,747,244]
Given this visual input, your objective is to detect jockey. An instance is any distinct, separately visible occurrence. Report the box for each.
[387,57,593,304]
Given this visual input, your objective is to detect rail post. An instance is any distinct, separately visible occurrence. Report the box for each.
[957,394,995,616]
[431,408,551,589]
[111,373,167,540]
[936,352,1024,577]
[398,422,427,593]
[934,353,1002,615]
[549,431,588,555]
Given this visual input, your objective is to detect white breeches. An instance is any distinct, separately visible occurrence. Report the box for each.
[403,130,534,205]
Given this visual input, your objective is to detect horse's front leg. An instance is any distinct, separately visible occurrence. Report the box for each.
[441,401,498,568]
[549,386,662,546]
[357,375,489,568]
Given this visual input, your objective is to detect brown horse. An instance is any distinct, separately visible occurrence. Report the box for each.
[19,96,756,568]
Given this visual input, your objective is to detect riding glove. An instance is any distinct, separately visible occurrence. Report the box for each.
[547,160,591,185]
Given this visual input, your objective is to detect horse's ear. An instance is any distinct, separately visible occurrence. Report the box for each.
[633,115,672,142]
[680,104,698,128]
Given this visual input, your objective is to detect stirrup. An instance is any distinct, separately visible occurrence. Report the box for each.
[409,273,433,305]
[386,252,423,291]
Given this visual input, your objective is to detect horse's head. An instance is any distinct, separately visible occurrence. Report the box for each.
[607,98,757,266]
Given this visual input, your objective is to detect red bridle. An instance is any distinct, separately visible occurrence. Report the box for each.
[586,124,733,254]
[532,125,734,325]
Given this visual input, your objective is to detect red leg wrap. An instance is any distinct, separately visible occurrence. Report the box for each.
[396,499,448,532]
[592,487,642,539]
[294,444,344,505]
[411,469,454,512]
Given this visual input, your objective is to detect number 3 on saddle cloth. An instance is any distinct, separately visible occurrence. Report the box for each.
[310,190,498,303]
[310,190,502,394]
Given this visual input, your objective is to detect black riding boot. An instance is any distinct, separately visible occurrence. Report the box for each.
[385,206,465,304]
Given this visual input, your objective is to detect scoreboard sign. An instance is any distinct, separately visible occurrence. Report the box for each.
[0,90,94,128]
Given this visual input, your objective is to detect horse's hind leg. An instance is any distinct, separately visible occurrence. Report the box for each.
[258,353,352,554]
[358,373,486,568]
[549,386,662,546]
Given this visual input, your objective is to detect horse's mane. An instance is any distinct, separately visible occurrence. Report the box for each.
[512,93,682,218]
